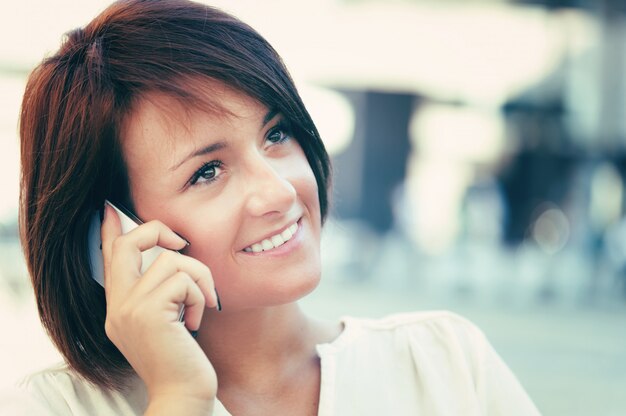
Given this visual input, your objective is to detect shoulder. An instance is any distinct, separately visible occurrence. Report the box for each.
[340,310,486,347]
[327,311,541,414]
[18,362,77,411]
[14,362,146,415]
[328,310,493,373]
[21,362,81,389]
[345,310,478,330]
[0,363,78,415]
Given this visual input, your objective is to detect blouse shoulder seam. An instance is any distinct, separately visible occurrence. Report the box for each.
[19,362,75,387]
[351,310,476,332]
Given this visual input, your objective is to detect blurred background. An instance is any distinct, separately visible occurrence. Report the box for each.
[1,0,626,414]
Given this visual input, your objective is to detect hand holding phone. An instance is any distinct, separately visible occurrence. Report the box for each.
[96,201,220,403]
[88,201,169,287]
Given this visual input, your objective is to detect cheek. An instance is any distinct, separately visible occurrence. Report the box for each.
[177,214,234,262]
[283,144,318,190]
[296,163,321,223]
[178,218,240,292]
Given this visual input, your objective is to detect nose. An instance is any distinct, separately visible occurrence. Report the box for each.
[243,156,297,218]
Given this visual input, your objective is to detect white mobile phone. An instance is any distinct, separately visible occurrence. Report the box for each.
[88,200,169,286]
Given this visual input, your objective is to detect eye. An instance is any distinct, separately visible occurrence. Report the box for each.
[189,160,223,186]
[266,122,292,144]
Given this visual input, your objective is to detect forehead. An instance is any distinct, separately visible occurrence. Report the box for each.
[121,82,267,158]
[126,80,263,135]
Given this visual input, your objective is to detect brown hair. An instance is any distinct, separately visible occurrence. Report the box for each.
[19,0,331,389]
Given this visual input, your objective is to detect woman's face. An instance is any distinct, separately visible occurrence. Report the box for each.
[121,82,322,311]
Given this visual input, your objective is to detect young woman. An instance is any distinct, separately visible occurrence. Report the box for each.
[16,0,540,414]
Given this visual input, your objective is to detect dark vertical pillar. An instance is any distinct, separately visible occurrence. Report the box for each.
[332,90,416,234]
[499,96,576,245]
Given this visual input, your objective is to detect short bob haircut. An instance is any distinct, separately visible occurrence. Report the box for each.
[19,0,331,389]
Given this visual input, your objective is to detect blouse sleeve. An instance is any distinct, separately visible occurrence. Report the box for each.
[449,314,542,415]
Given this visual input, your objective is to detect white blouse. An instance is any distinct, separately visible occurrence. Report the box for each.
[5,311,541,415]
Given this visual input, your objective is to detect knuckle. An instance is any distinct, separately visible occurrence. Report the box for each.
[174,271,192,284]
[111,235,128,252]
[195,264,213,284]
[191,256,209,272]
[146,219,165,230]
[166,271,185,289]
[158,249,179,264]
[131,303,149,321]
[195,287,207,306]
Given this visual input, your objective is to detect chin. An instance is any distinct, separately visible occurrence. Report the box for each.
[262,268,322,308]
[280,270,321,303]
[220,265,322,310]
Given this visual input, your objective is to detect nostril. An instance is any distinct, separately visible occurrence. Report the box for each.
[246,177,297,218]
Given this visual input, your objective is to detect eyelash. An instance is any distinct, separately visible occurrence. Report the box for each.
[187,120,294,187]
[266,121,293,145]
[189,160,224,186]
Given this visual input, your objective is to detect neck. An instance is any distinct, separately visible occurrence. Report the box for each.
[195,303,331,389]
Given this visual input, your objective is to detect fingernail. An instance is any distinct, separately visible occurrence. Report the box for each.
[215,288,222,312]
[190,330,198,339]
[174,232,190,246]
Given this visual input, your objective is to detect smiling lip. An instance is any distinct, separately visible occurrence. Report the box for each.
[241,219,302,255]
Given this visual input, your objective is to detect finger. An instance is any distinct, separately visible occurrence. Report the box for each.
[134,251,218,309]
[148,272,206,330]
[105,218,189,296]
[118,219,188,253]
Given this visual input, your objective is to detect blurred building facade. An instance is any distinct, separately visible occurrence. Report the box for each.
[318,0,626,303]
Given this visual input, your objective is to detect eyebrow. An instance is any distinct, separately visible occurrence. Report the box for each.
[170,108,280,172]
[263,108,279,126]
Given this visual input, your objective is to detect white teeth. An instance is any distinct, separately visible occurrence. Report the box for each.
[281,227,293,241]
[244,221,299,253]
[271,234,285,247]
